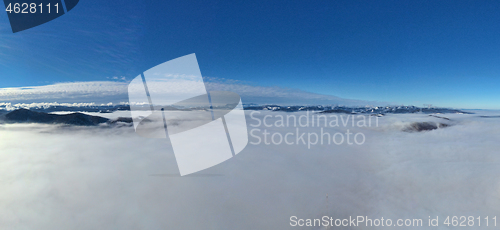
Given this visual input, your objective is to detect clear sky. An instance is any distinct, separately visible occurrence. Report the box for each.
[0,0,499,109]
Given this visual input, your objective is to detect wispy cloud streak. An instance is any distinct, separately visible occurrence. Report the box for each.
[0,79,380,106]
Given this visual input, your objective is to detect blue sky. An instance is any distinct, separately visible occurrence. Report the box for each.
[0,0,499,109]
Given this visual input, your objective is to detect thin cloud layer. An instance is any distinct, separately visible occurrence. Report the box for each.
[0,79,379,106]
[0,81,128,104]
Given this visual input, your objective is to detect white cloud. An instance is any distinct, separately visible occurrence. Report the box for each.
[0,111,499,229]
[108,76,127,81]
[0,81,128,104]
[0,79,380,106]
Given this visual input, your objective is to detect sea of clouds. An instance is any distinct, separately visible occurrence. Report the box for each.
[0,110,499,229]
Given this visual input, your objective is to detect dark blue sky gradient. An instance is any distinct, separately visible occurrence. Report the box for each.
[0,0,499,108]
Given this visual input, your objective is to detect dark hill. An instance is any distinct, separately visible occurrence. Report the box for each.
[5,109,110,126]
[404,122,450,132]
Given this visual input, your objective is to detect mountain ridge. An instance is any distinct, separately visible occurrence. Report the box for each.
[2,109,131,126]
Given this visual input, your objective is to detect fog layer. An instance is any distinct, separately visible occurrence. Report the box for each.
[0,111,499,229]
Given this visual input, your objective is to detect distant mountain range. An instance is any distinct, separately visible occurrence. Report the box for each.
[0,105,472,127]
[0,103,471,115]
[244,105,472,114]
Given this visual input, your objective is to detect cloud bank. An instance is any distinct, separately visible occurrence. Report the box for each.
[0,111,499,229]
[0,79,380,106]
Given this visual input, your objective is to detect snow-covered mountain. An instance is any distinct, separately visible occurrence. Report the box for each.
[0,102,470,115]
